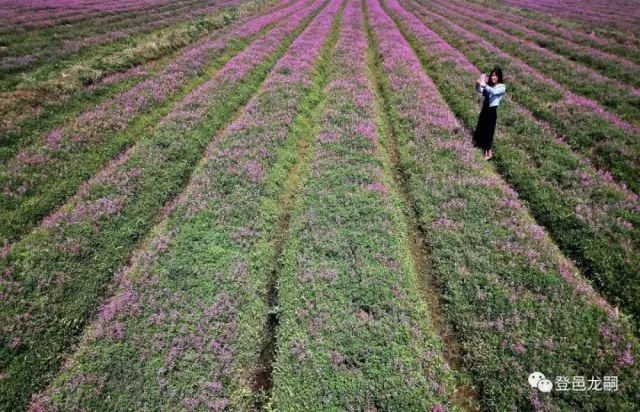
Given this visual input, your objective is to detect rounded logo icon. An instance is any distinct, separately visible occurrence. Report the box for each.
[528,372,545,388]
[537,378,553,393]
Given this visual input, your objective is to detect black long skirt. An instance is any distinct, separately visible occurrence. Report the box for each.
[473,103,497,151]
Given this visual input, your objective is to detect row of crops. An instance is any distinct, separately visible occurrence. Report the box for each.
[1,0,638,410]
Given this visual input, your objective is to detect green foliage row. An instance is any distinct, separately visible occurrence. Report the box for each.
[272,3,455,409]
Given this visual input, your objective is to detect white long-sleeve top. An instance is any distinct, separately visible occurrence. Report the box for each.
[476,82,506,107]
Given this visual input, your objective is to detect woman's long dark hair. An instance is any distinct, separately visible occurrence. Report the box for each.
[488,66,503,86]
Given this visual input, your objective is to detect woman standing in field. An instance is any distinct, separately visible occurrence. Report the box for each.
[474,67,506,160]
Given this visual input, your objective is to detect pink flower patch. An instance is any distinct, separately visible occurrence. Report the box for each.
[155,235,170,253]
[619,220,634,230]
[354,122,377,144]
[501,198,521,210]
[598,169,614,183]
[207,398,229,411]
[575,282,592,294]
[107,322,125,341]
[366,181,389,198]
[616,344,635,367]
[511,343,526,355]
[557,262,575,282]
[44,130,63,150]
[9,336,21,349]
[433,216,456,229]
[16,151,50,166]
[0,243,12,259]
[149,312,166,325]
[244,160,262,183]
[317,130,340,143]
[28,393,52,412]
[183,397,200,410]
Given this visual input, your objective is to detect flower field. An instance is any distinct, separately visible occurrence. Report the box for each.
[0,0,638,410]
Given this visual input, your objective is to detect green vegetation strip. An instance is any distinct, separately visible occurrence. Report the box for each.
[1,60,155,161]
[386,0,640,331]
[369,0,639,409]
[26,2,342,409]
[271,2,455,409]
[0,1,330,408]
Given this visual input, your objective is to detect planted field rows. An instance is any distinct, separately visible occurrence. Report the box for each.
[0,0,285,147]
[0,0,309,242]
[0,0,240,92]
[403,0,640,195]
[1,0,638,410]
[503,0,640,32]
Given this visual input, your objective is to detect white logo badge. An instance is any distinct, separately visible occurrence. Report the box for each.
[528,372,553,392]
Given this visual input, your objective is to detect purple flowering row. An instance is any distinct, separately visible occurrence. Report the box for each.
[27,1,341,409]
[271,0,455,409]
[369,0,639,409]
[0,0,311,243]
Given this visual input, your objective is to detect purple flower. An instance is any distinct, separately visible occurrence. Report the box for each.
[207,398,229,411]
[616,344,635,367]
[244,160,262,183]
[108,322,125,342]
[433,217,456,229]
[9,336,21,349]
[512,343,526,355]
